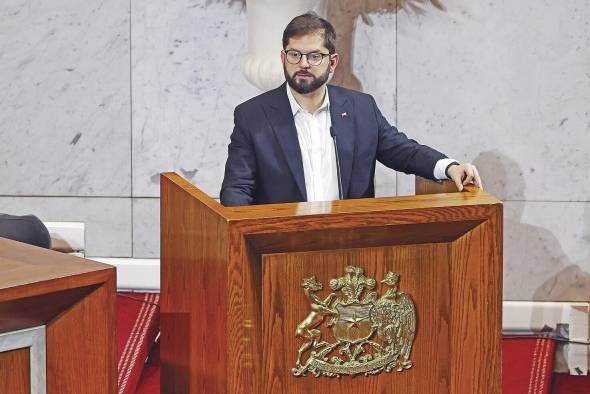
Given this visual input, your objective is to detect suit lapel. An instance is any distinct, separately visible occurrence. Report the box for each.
[263,84,307,201]
[328,87,354,199]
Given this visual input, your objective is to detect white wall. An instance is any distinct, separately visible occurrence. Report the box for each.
[1,0,588,300]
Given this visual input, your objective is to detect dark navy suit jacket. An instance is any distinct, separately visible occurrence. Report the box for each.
[220,83,446,206]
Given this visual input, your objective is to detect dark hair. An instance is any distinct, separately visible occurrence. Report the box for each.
[282,13,337,54]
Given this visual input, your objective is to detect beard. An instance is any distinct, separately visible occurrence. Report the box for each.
[284,66,330,94]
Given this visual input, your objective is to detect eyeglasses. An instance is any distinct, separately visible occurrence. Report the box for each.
[284,49,331,66]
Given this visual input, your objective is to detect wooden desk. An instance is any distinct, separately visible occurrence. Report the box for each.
[0,237,116,393]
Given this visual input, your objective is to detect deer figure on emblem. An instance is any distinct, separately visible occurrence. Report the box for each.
[293,276,338,369]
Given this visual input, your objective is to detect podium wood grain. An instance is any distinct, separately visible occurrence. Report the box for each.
[161,172,502,393]
[415,176,458,195]
[0,348,30,394]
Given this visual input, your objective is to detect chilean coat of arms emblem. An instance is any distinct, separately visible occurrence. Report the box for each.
[292,266,416,378]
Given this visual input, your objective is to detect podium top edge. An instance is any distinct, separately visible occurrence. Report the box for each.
[0,237,114,296]
[162,173,501,221]
[226,189,501,220]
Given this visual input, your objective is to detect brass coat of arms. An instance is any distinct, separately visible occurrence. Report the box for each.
[292,266,416,378]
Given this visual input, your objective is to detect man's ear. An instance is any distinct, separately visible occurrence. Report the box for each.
[329,53,340,73]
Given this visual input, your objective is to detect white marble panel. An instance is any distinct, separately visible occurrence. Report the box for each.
[396,0,590,201]
[132,198,159,258]
[0,196,131,257]
[0,0,131,196]
[353,12,398,197]
[353,12,397,120]
[503,201,590,301]
[396,172,416,196]
[374,162,397,198]
[131,0,259,198]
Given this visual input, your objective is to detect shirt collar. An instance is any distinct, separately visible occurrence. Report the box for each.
[286,84,330,116]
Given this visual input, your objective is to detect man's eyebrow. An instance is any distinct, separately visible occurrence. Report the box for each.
[285,48,322,53]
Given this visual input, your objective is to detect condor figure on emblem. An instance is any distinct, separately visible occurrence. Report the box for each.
[292,266,417,378]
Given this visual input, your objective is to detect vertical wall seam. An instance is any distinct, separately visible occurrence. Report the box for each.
[129,0,134,257]
[395,5,399,196]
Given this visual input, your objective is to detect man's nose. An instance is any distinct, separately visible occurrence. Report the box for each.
[299,54,311,68]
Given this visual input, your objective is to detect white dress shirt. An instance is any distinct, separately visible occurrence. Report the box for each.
[286,85,456,202]
[287,85,340,202]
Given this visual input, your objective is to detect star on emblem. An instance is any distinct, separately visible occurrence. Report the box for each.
[343,310,369,329]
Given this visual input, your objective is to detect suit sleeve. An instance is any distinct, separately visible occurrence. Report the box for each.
[371,96,446,181]
[220,108,257,206]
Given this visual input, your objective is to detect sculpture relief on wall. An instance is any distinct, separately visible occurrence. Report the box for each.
[238,0,445,91]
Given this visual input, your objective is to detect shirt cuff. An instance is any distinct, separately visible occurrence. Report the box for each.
[434,158,458,180]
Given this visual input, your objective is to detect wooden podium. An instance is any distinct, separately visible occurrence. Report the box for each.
[0,237,116,394]
[161,172,502,393]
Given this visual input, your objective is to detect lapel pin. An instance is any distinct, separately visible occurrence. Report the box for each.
[341,112,348,118]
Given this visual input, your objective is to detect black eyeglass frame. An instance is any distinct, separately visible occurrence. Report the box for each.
[283,49,333,66]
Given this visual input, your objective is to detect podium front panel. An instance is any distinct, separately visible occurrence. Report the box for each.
[262,243,451,393]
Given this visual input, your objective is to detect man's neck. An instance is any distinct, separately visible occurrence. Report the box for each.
[291,85,327,113]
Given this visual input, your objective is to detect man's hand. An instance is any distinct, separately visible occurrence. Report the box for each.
[447,163,483,191]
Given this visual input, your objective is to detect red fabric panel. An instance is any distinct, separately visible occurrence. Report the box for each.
[502,337,556,394]
[135,341,160,394]
[552,373,590,393]
[132,331,563,394]
[116,293,160,394]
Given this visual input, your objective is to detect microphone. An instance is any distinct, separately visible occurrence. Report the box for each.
[330,126,343,200]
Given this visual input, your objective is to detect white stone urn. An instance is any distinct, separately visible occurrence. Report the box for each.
[242,0,328,91]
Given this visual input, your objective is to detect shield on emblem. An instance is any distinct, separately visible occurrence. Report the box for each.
[331,303,374,343]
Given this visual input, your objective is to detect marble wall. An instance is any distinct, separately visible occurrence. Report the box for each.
[394,0,590,301]
[1,1,588,300]
[0,0,132,257]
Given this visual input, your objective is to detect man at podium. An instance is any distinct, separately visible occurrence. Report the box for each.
[221,13,482,207]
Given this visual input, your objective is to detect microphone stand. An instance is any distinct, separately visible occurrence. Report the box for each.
[330,126,343,200]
